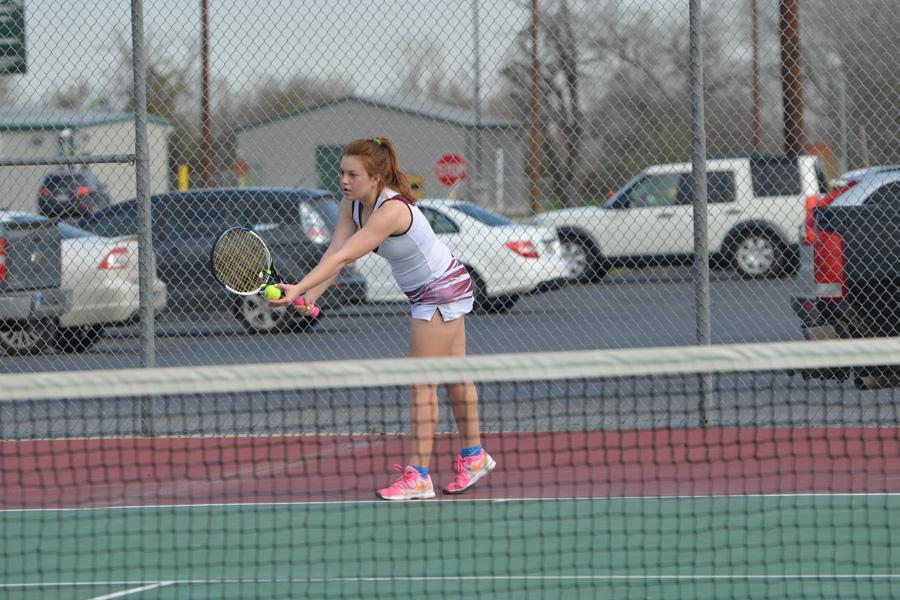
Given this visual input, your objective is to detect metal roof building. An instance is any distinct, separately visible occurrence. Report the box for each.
[0,107,172,212]
[235,95,526,214]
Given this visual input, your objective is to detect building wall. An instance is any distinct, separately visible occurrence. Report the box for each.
[79,121,171,203]
[0,129,51,212]
[236,101,527,214]
[0,120,170,213]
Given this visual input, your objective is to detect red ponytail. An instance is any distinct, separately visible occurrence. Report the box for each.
[343,136,414,200]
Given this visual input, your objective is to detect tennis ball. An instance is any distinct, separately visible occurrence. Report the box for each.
[263,285,282,301]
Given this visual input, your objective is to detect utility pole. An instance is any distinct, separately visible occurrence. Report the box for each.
[200,0,213,187]
[778,0,805,155]
[751,0,762,152]
[528,0,541,215]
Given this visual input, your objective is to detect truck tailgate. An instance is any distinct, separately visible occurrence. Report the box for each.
[815,204,900,282]
[0,219,62,291]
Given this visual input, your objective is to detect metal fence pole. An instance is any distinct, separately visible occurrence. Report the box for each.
[131,0,156,435]
[689,0,713,426]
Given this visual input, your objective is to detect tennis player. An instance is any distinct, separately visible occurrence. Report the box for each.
[270,136,495,500]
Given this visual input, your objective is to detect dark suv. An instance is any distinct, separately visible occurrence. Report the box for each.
[38,169,112,221]
[78,188,366,333]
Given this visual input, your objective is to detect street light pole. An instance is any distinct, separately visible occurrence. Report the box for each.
[838,61,848,174]
[200,0,213,188]
[528,0,541,216]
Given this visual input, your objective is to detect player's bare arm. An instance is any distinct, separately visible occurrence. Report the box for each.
[297,197,358,305]
[270,201,410,306]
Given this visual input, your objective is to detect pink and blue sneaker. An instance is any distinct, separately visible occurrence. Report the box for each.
[376,465,435,501]
[442,450,496,495]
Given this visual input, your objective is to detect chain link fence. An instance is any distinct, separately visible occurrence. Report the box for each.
[0,0,897,372]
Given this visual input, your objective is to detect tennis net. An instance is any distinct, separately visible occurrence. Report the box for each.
[2,338,899,599]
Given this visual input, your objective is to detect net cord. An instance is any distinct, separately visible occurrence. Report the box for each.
[5,337,900,402]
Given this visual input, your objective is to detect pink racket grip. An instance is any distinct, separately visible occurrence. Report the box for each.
[293,296,321,317]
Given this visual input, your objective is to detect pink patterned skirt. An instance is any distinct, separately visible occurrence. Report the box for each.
[403,258,475,321]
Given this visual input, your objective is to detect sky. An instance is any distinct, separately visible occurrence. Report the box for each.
[7,0,530,108]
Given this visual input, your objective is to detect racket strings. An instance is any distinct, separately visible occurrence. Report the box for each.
[213,230,271,293]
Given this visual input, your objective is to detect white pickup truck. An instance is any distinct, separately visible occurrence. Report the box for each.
[531,155,829,280]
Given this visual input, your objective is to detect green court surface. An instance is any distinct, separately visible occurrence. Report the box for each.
[2,495,898,599]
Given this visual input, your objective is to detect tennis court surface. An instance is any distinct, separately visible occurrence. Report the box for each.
[3,339,899,599]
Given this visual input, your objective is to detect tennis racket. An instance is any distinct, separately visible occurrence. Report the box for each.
[210,227,320,317]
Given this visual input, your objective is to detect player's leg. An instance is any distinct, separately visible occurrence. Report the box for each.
[407,309,458,467]
[442,315,496,495]
[376,309,450,500]
[445,317,480,448]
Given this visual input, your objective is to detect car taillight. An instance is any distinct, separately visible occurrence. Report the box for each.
[306,226,329,244]
[75,185,94,197]
[803,181,859,245]
[38,187,52,198]
[0,238,7,282]
[99,247,131,270]
[506,240,540,259]
[813,230,845,300]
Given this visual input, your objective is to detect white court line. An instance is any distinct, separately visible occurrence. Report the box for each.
[1,492,898,513]
[85,581,174,599]
[2,575,899,589]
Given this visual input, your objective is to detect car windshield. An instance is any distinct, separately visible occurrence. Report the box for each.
[314,196,340,230]
[43,174,77,192]
[57,222,96,239]
[447,201,514,227]
[603,174,643,208]
[6,213,47,225]
[78,202,137,238]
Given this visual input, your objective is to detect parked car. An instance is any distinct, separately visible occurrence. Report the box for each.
[0,212,71,355]
[1,211,167,352]
[58,220,168,351]
[531,155,829,281]
[78,188,366,333]
[350,198,569,313]
[37,168,112,221]
[831,164,900,188]
[791,170,900,387]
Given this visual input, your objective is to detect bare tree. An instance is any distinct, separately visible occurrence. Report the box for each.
[49,81,94,111]
[502,0,590,207]
[801,0,900,169]
[394,40,473,109]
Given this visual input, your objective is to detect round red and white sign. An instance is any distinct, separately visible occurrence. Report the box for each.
[435,153,468,187]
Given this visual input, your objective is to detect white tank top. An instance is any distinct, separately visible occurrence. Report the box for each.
[352,188,453,292]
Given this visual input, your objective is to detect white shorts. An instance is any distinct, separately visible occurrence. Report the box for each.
[410,296,475,322]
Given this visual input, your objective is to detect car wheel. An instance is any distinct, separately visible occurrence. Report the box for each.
[467,269,518,314]
[232,294,293,334]
[0,319,56,355]
[558,230,607,283]
[56,324,104,353]
[732,231,783,279]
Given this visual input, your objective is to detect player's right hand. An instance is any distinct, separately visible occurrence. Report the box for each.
[293,296,319,316]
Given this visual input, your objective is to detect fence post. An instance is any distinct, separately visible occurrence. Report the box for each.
[131,0,156,435]
[689,0,713,426]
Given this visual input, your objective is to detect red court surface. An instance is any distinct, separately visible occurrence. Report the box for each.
[2,428,899,509]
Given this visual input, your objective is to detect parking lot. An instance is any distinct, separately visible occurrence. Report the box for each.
[2,264,811,374]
